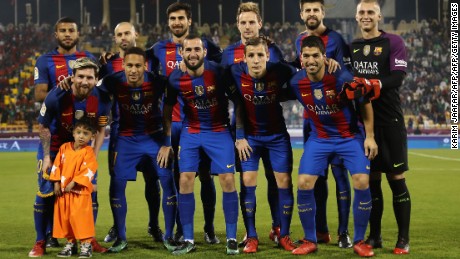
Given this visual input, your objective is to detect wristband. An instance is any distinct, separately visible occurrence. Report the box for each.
[164,136,171,147]
[236,128,245,140]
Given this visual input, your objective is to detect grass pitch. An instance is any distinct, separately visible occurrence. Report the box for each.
[0,149,459,258]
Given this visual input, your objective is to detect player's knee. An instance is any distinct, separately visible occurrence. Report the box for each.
[386,172,405,181]
[274,172,291,188]
[219,174,236,192]
[351,173,370,190]
[297,175,316,190]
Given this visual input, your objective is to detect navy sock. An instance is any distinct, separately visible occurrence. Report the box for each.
[353,188,372,242]
[240,186,257,238]
[314,175,329,233]
[110,179,128,240]
[297,189,316,242]
[331,164,351,234]
[223,191,238,240]
[144,176,161,229]
[200,175,216,232]
[263,155,280,227]
[91,192,98,224]
[34,195,53,241]
[389,179,411,241]
[158,175,177,239]
[368,180,383,238]
[278,187,294,237]
[178,193,195,241]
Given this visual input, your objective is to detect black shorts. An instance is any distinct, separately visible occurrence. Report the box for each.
[371,125,409,173]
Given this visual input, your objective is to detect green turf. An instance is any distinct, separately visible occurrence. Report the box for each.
[0,149,459,258]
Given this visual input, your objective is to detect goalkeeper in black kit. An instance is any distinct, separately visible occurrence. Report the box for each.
[350,0,411,255]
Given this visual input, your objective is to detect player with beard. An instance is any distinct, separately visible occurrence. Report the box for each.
[146,2,222,244]
[100,22,164,245]
[352,0,410,254]
[29,17,106,257]
[293,0,354,248]
[163,34,240,255]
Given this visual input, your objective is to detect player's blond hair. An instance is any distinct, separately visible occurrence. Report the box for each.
[236,2,262,22]
[357,0,381,14]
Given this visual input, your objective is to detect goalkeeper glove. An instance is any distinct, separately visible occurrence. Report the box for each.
[353,77,381,100]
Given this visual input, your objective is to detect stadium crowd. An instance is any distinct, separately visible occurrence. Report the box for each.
[0,17,452,133]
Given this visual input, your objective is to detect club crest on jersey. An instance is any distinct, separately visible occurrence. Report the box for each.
[363,45,371,56]
[374,47,382,56]
[195,85,205,96]
[132,91,141,101]
[255,82,265,92]
[325,89,336,99]
[207,85,215,93]
[314,89,323,100]
[75,110,84,120]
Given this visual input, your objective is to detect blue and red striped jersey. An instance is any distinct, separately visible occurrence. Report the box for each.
[99,53,123,78]
[38,87,111,156]
[99,71,167,136]
[34,48,96,91]
[289,69,360,139]
[166,60,234,133]
[230,62,296,135]
[221,40,284,68]
[146,37,222,123]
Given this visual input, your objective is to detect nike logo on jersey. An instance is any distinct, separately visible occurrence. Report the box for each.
[56,64,66,69]
[226,164,234,168]
[183,91,192,95]
[242,83,251,87]
[353,49,360,53]
[234,58,242,62]
[301,93,311,97]
[393,162,405,168]
[166,50,175,55]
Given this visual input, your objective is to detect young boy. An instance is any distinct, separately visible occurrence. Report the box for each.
[49,119,98,258]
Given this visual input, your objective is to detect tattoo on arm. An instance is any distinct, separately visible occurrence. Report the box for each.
[39,124,51,157]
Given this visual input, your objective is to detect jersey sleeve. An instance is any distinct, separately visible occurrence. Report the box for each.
[204,38,223,64]
[389,35,408,72]
[37,88,59,126]
[146,46,161,73]
[332,33,353,72]
[73,147,98,188]
[165,75,179,106]
[268,43,285,63]
[34,55,49,85]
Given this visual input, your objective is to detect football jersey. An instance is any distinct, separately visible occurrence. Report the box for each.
[99,71,167,136]
[146,37,222,122]
[351,30,407,126]
[221,40,284,68]
[166,60,235,133]
[289,69,360,139]
[230,62,296,135]
[34,48,96,91]
[38,87,111,155]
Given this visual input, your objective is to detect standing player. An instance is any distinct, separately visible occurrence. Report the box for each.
[230,37,297,253]
[295,0,353,248]
[221,1,284,244]
[288,35,377,257]
[162,34,240,255]
[352,0,411,254]
[99,47,177,253]
[29,17,105,257]
[146,2,222,244]
[100,22,164,244]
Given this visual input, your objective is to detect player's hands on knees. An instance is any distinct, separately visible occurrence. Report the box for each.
[57,76,72,91]
[99,51,114,65]
[364,137,378,160]
[235,138,253,161]
[54,182,62,197]
[157,146,174,168]
[64,181,76,193]
[325,58,341,74]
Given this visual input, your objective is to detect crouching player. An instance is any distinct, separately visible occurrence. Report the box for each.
[288,35,378,257]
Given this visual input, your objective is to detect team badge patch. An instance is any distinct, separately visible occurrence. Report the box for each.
[374,47,382,56]
[34,67,39,80]
[40,103,46,116]
[75,110,84,120]
[132,91,141,101]
[314,89,323,100]
[325,89,336,99]
[363,45,371,56]
[255,82,265,92]
[195,85,204,96]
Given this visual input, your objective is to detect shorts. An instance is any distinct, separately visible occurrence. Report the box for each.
[114,133,172,181]
[371,125,409,173]
[241,133,292,173]
[179,130,235,174]
[299,137,369,176]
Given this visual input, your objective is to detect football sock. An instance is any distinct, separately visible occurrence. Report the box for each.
[34,195,52,241]
[158,175,177,239]
[173,170,183,236]
[223,191,238,240]
[263,160,280,227]
[353,188,372,242]
[200,175,216,233]
[389,178,411,242]
[297,189,316,242]
[368,180,383,238]
[314,174,329,233]
[278,187,294,237]
[91,192,98,224]
[239,178,249,233]
[110,179,127,240]
[178,192,195,241]
[331,164,351,234]
[241,186,257,238]
[144,177,160,230]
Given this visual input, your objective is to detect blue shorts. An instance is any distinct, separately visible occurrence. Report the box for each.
[299,137,369,176]
[242,133,292,173]
[114,133,172,181]
[179,130,235,174]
